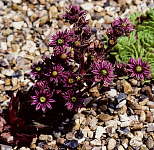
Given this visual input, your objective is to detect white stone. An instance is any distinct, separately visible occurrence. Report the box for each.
[77,137,85,144]
[12,21,24,30]
[22,40,37,53]
[90,139,102,146]
[1,69,14,76]
[118,145,125,150]
[1,42,7,50]
[89,117,98,130]
[82,126,90,137]
[101,146,107,150]
[107,138,116,150]
[81,3,94,11]
[107,89,117,97]
[130,137,143,147]
[116,100,126,108]
[94,6,103,12]
[95,126,106,139]
[120,121,131,127]
[147,123,154,132]
[12,0,22,3]
[7,35,14,42]
[0,80,4,84]
[87,130,93,138]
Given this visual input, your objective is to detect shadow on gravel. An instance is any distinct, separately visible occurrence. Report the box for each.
[0,89,75,147]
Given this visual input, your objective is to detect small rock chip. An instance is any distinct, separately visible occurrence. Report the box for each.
[12,21,24,30]
[146,136,154,149]
[64,140,78,149]
[130,136,143,147]
[116,100,126,108]
[117,93,127,103]
[90,139,101,146]
[39,15,49,26]
[49,6,58,19]
[39,134,48,141]
[147,123,154,132]
[95,126,106,139]
[107,138,116,150]
[118,145,125,150]
[97,114,113,122]
[107,89,117,97]
[12,0,22,4]
[122,80,133,94]
[81,3,94,11]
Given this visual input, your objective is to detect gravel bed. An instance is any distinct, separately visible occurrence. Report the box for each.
[0,0,154,149]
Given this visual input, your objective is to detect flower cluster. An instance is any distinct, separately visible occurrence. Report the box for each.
[29,5,151,113]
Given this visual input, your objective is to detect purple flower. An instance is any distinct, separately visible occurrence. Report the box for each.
[127,58,151,79]
[107,18,134,38]
[62,90,84,111]
[53,46,73,62]
[91,60,114,86]
[63,5,86,24]
[49,29,72,50]
[45,64,67,84]
[31,89,55,112]
[62,72,77,88]
[31,61,44,79]
[112,18,134,32]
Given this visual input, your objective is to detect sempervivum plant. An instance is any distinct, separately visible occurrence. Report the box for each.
[29,5,152,113]
[3,4,153,147]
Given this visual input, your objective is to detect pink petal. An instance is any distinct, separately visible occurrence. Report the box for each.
[36,103,41,110]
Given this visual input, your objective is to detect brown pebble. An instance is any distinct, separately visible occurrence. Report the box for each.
[56,138,65,144]
[130,122,143,130]
[145,111,154,123]
[122,80,133,94]
[89,86,100,97]
[139,98,149,106]
[97,114,113,121]
[5,79,11,86]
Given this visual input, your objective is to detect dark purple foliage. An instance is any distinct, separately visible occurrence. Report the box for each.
[63,5,86,24]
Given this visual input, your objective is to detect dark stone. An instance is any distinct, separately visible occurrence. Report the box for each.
[91,28,97,33]
[11,70,22,78]
[116,93,127,103]
[103,0,110,8]
[37,141,46,148]
[64,140,78,149]
[75,130,83,139]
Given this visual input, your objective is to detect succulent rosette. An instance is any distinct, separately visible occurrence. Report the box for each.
[44,64,67,84]
[49,29,72,50]
[31,89,55,112]
[63,5,86,23]
[62,90,84,111]
[91,60,115,86]
[62,72,77,88]
[31,61,44,79]
[127,58,151,79]
[107,17,134,38]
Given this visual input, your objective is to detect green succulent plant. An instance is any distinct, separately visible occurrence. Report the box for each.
[110,8,154,78]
